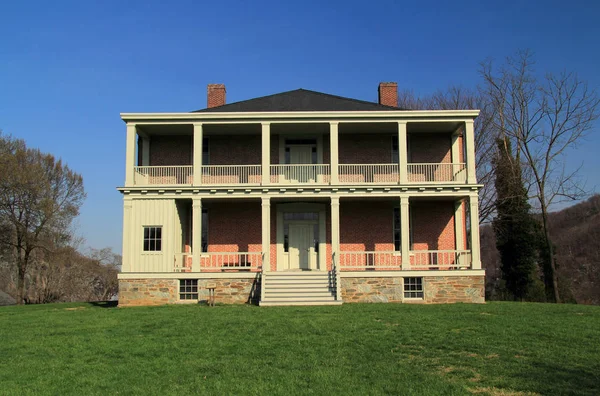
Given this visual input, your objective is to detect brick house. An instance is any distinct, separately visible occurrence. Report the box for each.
[118,83,484,306]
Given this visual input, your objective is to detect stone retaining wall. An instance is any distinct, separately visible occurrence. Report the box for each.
[341,275,484,304]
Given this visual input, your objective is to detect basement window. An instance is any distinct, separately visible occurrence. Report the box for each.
[179,279,198,300]
[143,226,162,251]
[403,277,424,299]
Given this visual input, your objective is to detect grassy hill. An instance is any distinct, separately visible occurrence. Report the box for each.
[482,195,600,304]
[1,302,599,395]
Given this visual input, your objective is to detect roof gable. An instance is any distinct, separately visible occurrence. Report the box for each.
[193,89,403,113]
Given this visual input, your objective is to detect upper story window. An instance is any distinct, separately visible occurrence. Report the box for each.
[391,136,399,162]
[202,137,209,165]
[143,226,162,251]
[393,208,413,251]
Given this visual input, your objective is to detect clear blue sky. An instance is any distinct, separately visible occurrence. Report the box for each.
[1,0,599,253]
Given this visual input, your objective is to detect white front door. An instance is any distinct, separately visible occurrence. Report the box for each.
[288,223,314,270]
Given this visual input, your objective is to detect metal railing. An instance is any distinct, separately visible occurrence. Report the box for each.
[407,163,466,183]
[134,166,193,185]
[410,250,472,269]
[270,164,330,184]
[339,164,399,184]
[200,165,261,185]
[200,252,262,272]
[338,251,402,270]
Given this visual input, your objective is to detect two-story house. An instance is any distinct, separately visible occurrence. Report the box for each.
[118,83,484,306]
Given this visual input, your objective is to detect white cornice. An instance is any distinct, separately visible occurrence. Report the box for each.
[120,109,480,123]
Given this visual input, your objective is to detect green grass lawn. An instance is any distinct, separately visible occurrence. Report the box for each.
[0,302,599,395]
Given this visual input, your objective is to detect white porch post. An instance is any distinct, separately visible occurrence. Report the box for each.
[469,194,481,269]
[454,199,465,250]
[465,120,477,184]
[398,121,408,184]
[261,197,271,271]
[262,123,270,185]
[331,197,341,300]
[451,131,460,164]
[400,195,410,270]
[192,198,202,272]
[193,123,203,186]
[122,198,133,272]
[330,122,339,184]
[125,123,137,186]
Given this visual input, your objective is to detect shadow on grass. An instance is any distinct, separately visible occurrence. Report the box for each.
[511,360,600,396]
[88,301,118,308]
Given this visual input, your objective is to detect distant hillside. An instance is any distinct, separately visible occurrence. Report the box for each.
[482,195,600,305]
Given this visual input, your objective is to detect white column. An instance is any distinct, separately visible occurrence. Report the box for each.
[331,197,340,262]
[141,137,150,166]
[261,197,271,271]
[469,194,481,269]
[193,123,203,186]
[400,195,410,270]
[454,199,465,250]
[121,198,133,272]
[330,122,339,184]
[125,124,137,186]
[465,120,477,184]
[192,198,202,272]
[261,123,270,185]
[398,121,408,184]
[451,132,460,164]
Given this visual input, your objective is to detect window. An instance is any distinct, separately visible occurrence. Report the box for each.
[404,277,423,299]
[143,226,162,251]
[202,209,208,253]
[179,279,198,300]
[393,208,401,251]
[202,137,209,165]
[391,136,399,162]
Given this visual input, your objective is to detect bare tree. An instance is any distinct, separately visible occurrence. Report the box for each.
[398,87,497,222]
[0,133,86,304]
[480,50,600,302]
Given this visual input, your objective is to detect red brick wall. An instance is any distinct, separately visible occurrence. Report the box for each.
[409,134,451,163]
[411,201,455,250]
[339,134,394,164]
[205,201,261,253]
[340,200,395,251]
[208,135,261,165]
[270,205,277,271]
[149,135,192,166]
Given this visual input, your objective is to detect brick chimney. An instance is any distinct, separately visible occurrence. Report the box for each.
[207,84,226,108]
[378,82,398,107]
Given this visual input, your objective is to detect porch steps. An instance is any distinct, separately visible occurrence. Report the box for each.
[260,271,342,306]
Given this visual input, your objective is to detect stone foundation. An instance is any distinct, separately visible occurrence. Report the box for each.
[341,275,484,304]
[118,277,260,307]
[119,279,178,306]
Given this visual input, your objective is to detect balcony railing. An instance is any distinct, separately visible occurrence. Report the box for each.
[407,163,466,183]
[339,164,399,184]
[134,166,193,186]
[174,253,193,272]
[131,163,469,186]
[200,165,261,185]
[410,250,471,269]
[339,251,401,270]
[270,164,330,184]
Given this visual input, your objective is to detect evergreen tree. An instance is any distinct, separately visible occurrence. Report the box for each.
[492,137,539,300]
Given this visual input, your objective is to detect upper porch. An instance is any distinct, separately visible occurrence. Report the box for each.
[123,113,478,189]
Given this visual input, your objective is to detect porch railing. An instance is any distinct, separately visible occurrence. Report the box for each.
[407,163,466,183]
[339,251,402,270]
[200,165,261,185]
[270,164,330,184]
[339,164,399,184]
[410,250,471,269]
[173,253,193,272]
[200,252,262,272]
[134,166,193,185]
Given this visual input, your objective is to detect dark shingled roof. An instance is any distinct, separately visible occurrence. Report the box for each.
[193,89,403,112]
